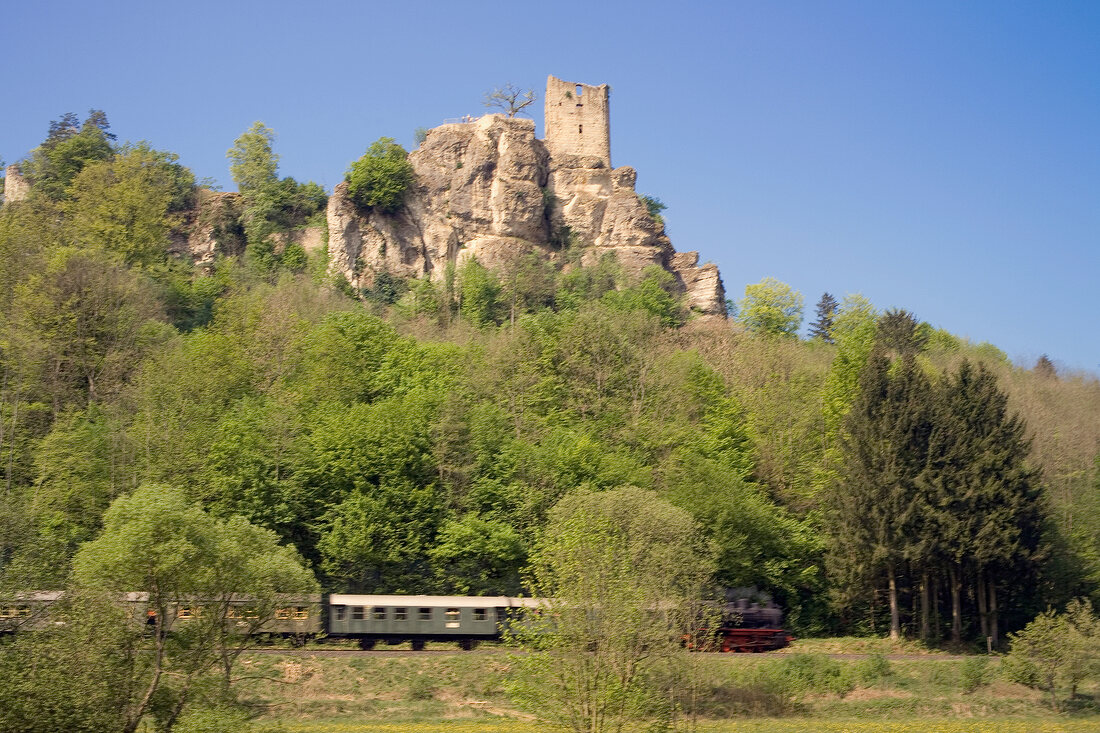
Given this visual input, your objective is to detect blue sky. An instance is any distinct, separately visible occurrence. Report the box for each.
[3,1,1098,373]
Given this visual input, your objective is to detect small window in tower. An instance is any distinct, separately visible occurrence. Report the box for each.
[578,125,583,134]
[576,84,583,96]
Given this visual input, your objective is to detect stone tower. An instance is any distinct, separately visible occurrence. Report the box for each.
[3,164,30,205]
[544,75,611,168]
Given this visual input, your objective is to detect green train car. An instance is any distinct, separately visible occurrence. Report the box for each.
[327,594,541,650]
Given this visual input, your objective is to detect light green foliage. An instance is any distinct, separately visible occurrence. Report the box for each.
[959,656,990,693]
[601,265,683,326]
[428,513,526,594]
[317,478,445,592]
[509,486,713,733]
[738,276,804,337]
[227,121,278,195]
[7,246,169,410]
[555,252,620,311]
[459,258,503,326]
[228,122,327,251]
[816,294,879,492]
[345,137,415,213]
[64,143,195,267]
[0,591,141,733]
[71,484,317,732]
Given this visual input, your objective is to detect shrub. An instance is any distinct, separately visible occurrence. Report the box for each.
[960,656,990,693]
[854,653,892,687]
[346,137,414,214]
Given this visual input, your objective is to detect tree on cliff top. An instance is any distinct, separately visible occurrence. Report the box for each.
[483,83,537,118]
[345,138,414,214]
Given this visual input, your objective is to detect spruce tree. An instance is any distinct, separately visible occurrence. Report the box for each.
[831,350,933,639]
[924,360,1044,644]
[809,292,839,342]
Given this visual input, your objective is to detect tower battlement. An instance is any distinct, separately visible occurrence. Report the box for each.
[544,75,611,168]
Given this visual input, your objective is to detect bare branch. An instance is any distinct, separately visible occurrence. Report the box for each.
[483,83,537,118]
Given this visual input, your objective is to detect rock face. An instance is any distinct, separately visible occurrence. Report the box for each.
[3,164,30,205]
[327,77,727,317]
[168,190,246,269]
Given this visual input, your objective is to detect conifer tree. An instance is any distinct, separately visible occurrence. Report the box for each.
[924,360,1044,644]
[831,350,933,639]
[809,292,838,342]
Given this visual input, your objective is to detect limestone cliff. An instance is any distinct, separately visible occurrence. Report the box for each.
[328,112,727,318]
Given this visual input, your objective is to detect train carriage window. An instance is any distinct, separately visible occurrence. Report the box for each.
[473,608,487,621]
[334,606,346,621]
[445,608,461,627]
[372,607,386,621]
[418,607,432,620]
[17,605,29,618]
[294,606,309,620]
[275,607,292,620]
[394,607,407,621]
[179,606,199,620]
[352,606,365,620]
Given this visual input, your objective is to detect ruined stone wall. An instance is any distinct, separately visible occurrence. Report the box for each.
[544,75,611,168]
[3,164,30,205]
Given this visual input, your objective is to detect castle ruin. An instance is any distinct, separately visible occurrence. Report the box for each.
[543,75,611,168]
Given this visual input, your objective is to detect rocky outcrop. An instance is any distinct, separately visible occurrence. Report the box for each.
[327,113,727,317]
[168,189,245,268]
[670,252,727,317]
[3,164,30,205]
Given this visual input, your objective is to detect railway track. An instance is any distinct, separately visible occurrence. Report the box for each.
[244,647,970,661]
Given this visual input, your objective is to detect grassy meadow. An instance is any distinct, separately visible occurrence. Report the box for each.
[230,643,1100,733]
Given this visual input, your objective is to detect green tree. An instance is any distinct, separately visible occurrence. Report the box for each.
[509,486,713,733]
[228,122,326,248]
[64,143,195,267]
[924,360,1045,644]
[737,277,804,337]
[0,591,141,733]
[1006,600,1100,711]
[345,137,415,213]
[459,258,503,327]
[22,110,115,200]
[429,513,526,594]
[829,351,933,640]
[227,122,278,196]
[808,292,838,342]
[72,484,317,732]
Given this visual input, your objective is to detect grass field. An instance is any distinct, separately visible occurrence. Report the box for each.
[225,644,1100,733]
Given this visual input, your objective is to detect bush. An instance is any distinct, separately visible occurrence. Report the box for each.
[346,137,414,214]
[853,653,892,687]
[771,653,854,696]
[960,656,990,693]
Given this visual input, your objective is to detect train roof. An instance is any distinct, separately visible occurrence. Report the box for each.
[329,594,544,608]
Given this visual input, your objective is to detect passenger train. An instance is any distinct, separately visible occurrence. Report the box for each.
[1,592,789,652]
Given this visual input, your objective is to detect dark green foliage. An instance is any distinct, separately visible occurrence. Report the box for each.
[876,308,928,355]
[809,292,838,342]
[639,193,666,226]
[345,137,415,213]
[22,110,115,200]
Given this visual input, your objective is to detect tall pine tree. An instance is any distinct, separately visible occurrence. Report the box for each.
[923,360,1045,644]
[830,350,933,639]
[809,292,839,342]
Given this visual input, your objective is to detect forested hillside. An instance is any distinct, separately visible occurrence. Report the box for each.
[2,111,1099,643]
